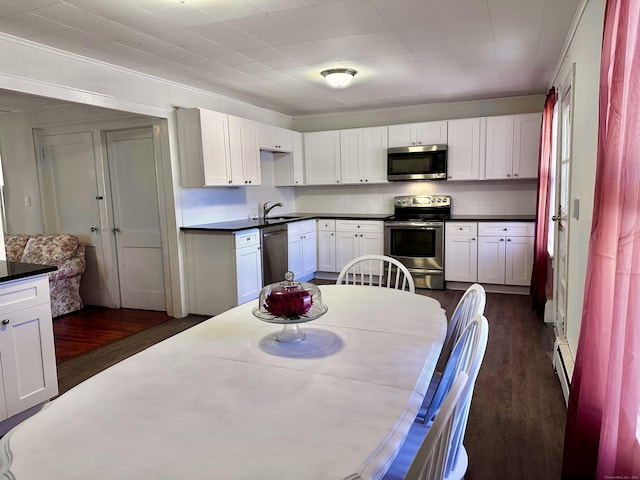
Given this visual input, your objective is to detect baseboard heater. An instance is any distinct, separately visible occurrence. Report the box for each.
[553,338,574,406]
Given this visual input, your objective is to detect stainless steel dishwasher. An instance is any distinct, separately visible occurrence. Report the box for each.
[261,224,288,285]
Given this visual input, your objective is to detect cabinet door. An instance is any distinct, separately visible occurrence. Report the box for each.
[199,109,232,186]
[340,128,364,184]
[362,126,388,183]
[388,124,415,148]
[0,356,6,420]
[447,117,482,180]
[275,127,293,153]
[1,303,58,418]
[445,235,478,282]
[477,236,506,284]
[513,113,541,179]
[301,229,317,279]
[359,232,383,256]
[236,245,262,304]
[287,223,303,279]
[228,116,260,186]
[335,231,358,272]
[416,121,448,144]
[304,131,341,185]
[485,115,514,180]
[318,230,336,272]
[291,131,305,185]
[505,236,534,286]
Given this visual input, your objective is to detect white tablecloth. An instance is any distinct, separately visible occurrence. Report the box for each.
[0,285,446,480]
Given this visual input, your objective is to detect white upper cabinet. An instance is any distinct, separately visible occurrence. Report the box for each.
[177,108,232,186]
[513,113,542,179]
[485,113,541,180]
[340,126,388,185]
[447,117,483,181]
[388,121,447,147]
[228,115,261,186]
[274,131,305,186]
[304,130,342,185]
[258,123,293,152]
[176,107,262,187]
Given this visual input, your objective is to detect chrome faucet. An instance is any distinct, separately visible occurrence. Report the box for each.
[263,201,283,219]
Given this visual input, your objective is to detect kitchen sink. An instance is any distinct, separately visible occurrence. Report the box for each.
[264,216,301,222]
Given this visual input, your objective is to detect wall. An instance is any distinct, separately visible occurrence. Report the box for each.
[550,0,605,359]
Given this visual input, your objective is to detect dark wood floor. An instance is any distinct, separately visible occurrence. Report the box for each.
[53,286,566,480]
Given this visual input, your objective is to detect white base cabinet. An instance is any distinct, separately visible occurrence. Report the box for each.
[287,220,317,282]
[317,219,337,272]
[445,222,478,282]
[335,221,383,273]
[477,222,535,286]
[0,275,57,435]
[185,229,262,315]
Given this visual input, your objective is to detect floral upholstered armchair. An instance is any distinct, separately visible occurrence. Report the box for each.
[5,234,86,317]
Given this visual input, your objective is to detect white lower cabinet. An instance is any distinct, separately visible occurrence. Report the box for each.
[317,219,337,272]
[185,229,262,315]
[445,222,478,282]
[287,220,317,281]
[335,221,383,273]
[0,275,57,434]
[477,222,534,286]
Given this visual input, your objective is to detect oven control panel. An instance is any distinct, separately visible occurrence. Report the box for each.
[393,195,451,207]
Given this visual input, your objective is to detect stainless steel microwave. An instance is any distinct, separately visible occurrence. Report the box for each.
[387,144,447,181]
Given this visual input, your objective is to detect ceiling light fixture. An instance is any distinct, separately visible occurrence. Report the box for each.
[320,68,358,88]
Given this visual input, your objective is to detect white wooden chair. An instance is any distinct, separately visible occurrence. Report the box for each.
[446,284,486,345]
[382,372,469,480]
[336,254,415,293]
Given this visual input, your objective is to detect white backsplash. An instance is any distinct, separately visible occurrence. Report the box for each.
[180,157,537,225]
[293,180,538,216]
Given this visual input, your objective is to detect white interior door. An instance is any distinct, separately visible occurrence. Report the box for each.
[105,127,165,311]
[37,131,115,307]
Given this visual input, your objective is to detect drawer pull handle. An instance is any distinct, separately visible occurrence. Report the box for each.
[2,319,9,325]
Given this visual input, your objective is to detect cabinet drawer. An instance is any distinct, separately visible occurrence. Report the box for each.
[0,276,50,312]
[235,229,260,248]
[335,220,383,233]
[478,222,534,237]
[317,219,336,231]
[446,222,477,236]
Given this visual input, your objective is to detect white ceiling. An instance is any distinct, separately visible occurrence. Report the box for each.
[0,0,581,115]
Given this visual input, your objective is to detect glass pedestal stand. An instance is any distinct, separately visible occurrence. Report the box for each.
[252,304,328,343]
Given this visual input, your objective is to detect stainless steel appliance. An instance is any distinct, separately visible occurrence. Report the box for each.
[384,194,451,289]
[387,144,447,181]
[261,224,288,285]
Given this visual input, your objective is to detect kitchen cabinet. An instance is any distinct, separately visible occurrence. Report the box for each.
[176,107,261,187]
[0,275,57,435]
[388,121,447,147]
[287,220,317,282]
[228,115,261,185]
[185,229,262,315]
[477,222,534,286]
[447,117,484,181]
[445,222,478,283]
[340,126,388,184]
[485,113,541,180]
[304,130,341,185]
[274,131,305,186]
[335,220,383,273]
[258,123,293,152]
[317,219,337,272]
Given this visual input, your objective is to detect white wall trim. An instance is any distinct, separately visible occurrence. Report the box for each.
[549,0,591,89]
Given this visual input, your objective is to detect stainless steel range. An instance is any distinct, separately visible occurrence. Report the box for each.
[384,194,451,289]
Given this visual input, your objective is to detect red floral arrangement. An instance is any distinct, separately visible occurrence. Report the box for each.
[264,289,313,319]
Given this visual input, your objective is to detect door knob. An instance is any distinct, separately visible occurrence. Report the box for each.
[90,226,99,232]
[2,319,9,325]
[552,215,560,221]
[113,227,121,234]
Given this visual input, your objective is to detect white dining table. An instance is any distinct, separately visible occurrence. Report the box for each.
[0,285,446,480]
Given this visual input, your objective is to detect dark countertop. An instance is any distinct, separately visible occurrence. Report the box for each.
[181,212,537,232]
[0,261,57,284]
[447,215,537,222]
[181,213,391,232]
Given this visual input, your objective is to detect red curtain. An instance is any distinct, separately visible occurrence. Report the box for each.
[562,0,640,477]
[531,87,557,314]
